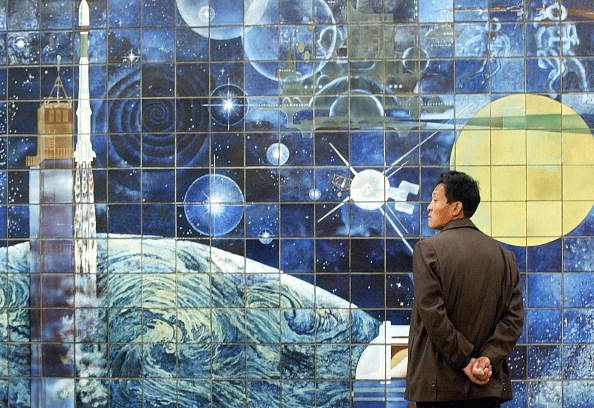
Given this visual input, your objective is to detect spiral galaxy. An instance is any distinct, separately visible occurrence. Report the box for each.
[94,65,211,169]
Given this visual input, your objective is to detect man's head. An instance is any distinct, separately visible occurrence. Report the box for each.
[427,171,481,230]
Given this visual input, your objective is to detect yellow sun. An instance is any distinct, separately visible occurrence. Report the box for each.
[451,94,594,246]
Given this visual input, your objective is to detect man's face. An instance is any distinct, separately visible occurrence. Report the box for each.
[427,183,460,230]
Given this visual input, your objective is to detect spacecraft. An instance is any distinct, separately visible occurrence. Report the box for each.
[26,1,98,406]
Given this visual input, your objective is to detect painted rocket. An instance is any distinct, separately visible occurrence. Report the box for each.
[74,0,95,164]
[74,0,98,275]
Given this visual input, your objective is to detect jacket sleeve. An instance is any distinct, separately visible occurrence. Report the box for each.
[479,249,524,366]
[412,240,474,369]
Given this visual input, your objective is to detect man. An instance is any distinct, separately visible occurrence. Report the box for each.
[405,171,524,408]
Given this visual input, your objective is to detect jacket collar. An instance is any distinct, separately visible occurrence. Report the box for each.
[441,218,478,232]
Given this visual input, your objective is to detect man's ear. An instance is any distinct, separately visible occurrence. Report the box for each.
[452,201,464,217]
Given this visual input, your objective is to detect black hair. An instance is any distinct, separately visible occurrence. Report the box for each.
[437,171,481,218]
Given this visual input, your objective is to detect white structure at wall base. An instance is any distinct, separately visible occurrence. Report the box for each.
[354,322,411,408]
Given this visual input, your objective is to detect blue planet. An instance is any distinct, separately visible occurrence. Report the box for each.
[0,235,380,407]
[184,174,245,236]
[242,0,337,82]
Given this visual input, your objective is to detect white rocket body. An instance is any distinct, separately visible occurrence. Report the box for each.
[74,0,95,164]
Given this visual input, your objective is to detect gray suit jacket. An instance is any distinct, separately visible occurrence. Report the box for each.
[405,218,524,402]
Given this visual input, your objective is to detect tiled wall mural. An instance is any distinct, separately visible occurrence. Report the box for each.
[0,0,593,406]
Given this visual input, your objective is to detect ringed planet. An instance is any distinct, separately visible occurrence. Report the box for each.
[451,94,594,246]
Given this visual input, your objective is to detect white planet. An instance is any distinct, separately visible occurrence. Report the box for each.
[266,142,290,165]
[176,0,267,40]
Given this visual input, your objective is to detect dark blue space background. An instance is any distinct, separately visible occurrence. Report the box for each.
[1,0,594,407]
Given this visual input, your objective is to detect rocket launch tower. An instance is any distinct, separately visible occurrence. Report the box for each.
[26,1,98,405]
[27,60,77,408]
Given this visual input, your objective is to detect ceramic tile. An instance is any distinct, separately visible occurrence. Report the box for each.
[1,0,594,406]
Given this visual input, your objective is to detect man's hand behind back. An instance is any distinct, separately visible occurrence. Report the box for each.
[462,357,492,385]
